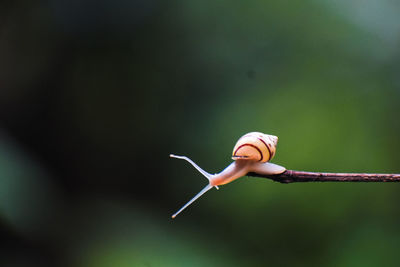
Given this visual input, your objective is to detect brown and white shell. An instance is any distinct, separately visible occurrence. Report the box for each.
[232,132,278,163]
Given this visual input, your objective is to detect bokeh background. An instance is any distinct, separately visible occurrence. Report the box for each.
[1,0,400,266]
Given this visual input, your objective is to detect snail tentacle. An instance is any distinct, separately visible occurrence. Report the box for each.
[170,154,212,179]
[171,184,214,218]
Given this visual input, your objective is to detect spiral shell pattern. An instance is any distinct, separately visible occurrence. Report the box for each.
[232,132,278,163]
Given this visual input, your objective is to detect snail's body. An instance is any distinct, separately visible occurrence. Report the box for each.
[209,159,286,186]
[171,132,286,218]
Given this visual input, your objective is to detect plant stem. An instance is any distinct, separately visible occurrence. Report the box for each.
[248,170,400,183]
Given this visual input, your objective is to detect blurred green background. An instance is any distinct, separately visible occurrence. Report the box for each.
[1,0,400,266]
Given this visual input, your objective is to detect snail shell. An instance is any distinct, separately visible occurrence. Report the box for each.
[232,132,278,162]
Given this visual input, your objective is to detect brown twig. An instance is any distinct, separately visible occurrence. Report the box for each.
[248,170,400,183]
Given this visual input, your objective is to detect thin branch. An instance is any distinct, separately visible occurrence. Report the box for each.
[248,170,400,183]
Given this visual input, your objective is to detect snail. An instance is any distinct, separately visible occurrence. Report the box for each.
[170,132,286,218]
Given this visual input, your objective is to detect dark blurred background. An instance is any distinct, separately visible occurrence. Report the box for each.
[1,0,400,266]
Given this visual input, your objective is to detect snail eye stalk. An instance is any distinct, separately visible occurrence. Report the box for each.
[171,184,213,218]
